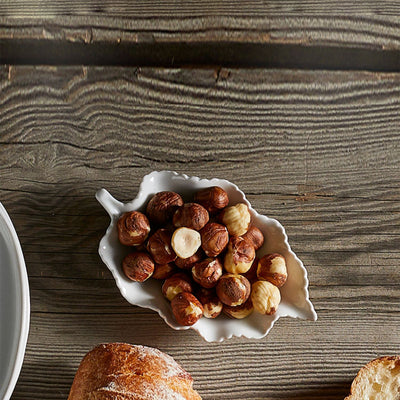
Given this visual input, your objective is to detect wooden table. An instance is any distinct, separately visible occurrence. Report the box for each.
[2,3,400,399]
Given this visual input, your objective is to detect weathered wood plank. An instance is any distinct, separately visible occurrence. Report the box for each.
[2,4,400,70]
[3,0,400,16]
[27,281,400,314]
[1,66,399,399]
[14,308,400,399]
[1,4,400,49]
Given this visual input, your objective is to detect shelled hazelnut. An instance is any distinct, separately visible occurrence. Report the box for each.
[171,227,201,259]
[216,273,251,306]
[242,226,264,250]
[117,211,151,246]
[242,256,259,284]
[194,186,229,213]
[171,292,204,326]
[257,253,287,287]
[173,203,209,230]
[223,298,254,319]
[203,301,223,319]
[219,203,251,236]
[251,280,281,315]
[162,272,193,301]
[175,249,204,270]
[147,228,177,264]
[224,236,255,274]
[122,252,154,282]
[192,258,223,288]
[195,288,223,319]
[152,263,176,280]
[146,191,183,225]
[115,186,286,327]
[200,222,229,257]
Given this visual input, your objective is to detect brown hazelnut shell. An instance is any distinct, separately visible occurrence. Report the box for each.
[242,226,265,250]
[200,222,229,257]
[257,253,287,287]
[147,228,177,264]
[146,191,183,225]
[223,298,254,319]
[216,273,251,306]
[195,288,222,319]
[173,203,209,231]
[192,258,223,288]
[122,251,154,282]
[117,211,150,246]
[194,186,229,213]
[224,236,255,274]
[171,292,204,326]
[162,272,193,301]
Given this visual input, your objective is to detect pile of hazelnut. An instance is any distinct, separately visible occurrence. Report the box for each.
[117,187,288,326]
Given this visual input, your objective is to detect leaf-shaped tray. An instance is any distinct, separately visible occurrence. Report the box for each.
[96,171,317,342]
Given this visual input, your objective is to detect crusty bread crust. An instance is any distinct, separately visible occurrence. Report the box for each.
[68,343,202,400]
[345,356,400,400]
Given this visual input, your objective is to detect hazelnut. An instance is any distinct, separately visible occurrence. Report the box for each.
[173,203,209,230]
[195,288,223,319]
[242,256,259,283]
[220,203,251,236]
[175,249,204,270]
[242,226,265,250]
[224,236,255,274]
[194,186,229,213]
[251,280,281,315]
[117,211,151,246]
[200,222,229,257]
[146,191,183,225]
[162,272,192,301]
[192,258,223,288]
[147,229,176,264]
[216,273,251,306]
[257,253,287,287]
[152,263,176,280]
[171,292,204,326]
[171,227,201,259]
[223,298,254,319]
[122,252,154,282]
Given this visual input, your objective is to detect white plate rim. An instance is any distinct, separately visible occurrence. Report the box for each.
[0,202,30,400]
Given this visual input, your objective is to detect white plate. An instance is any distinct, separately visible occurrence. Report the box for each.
[96,171,317,342]
[0,203,30,399]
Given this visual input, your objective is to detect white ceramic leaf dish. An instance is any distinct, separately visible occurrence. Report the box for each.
[96,171,317,342]
[0,202,30,400]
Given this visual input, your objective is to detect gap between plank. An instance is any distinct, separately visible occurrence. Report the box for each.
[0,39,399,71]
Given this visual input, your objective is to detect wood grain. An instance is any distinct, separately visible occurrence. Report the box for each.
[1,2,400,54]
[2,14,400,47]
[1,66,400,399]
[3,0,400,16]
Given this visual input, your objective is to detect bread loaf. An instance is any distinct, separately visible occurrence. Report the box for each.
[345,356,400,400]
[68,343,202,400]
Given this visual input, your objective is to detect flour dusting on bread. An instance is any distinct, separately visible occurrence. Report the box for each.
[135,345,190,379]
[68,343,201,400]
